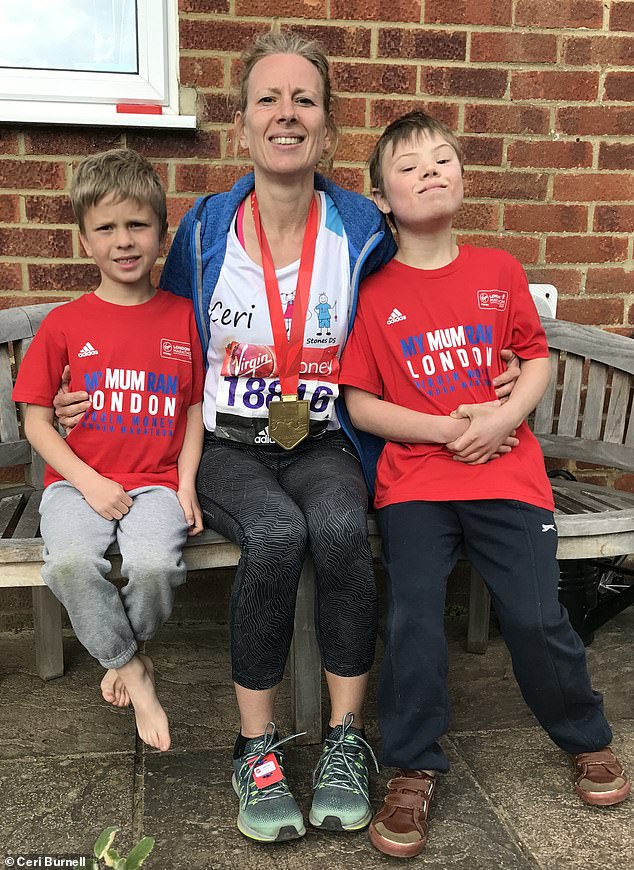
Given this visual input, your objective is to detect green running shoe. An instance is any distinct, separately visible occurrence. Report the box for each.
[309,712,379,831]
[232,723,306,842]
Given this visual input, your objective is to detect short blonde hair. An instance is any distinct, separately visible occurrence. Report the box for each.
[70,148,167,240]
[369,110,464,196]
[237,31,339,171]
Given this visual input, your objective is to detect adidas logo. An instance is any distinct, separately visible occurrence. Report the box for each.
[254,425,274,445]
[78,342,99,358]
[386,308,407,325]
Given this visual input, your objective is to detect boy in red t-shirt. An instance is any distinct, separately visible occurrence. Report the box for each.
[12,149,204,753]
[339,112,629,857]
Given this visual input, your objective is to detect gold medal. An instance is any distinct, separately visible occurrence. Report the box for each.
[269,395,310,450]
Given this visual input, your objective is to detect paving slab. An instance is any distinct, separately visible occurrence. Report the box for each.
[0,754,136,857]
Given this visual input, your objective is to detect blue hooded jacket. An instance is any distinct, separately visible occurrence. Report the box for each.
[160,171,396,494]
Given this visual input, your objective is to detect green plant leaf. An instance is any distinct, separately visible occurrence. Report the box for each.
[94,827,119,859]
[124,837,155,869]
[103,847,121,868]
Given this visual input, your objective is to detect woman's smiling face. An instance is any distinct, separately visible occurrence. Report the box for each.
[236,53,331,180]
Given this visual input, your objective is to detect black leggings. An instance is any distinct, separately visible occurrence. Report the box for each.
[196,432,377,689]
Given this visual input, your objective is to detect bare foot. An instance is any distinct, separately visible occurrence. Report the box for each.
[101,669,131,707]
[118,655,171,752]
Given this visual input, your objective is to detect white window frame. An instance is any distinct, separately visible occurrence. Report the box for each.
[0,0,195,129]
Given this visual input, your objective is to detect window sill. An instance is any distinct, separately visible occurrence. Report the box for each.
[0,100,197,129]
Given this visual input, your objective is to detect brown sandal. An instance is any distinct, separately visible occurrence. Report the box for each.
[369,770,436,858]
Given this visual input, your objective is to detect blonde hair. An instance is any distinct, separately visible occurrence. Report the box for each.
[70,148,167,240]
[237,31,339,171]
[369,110,464,196]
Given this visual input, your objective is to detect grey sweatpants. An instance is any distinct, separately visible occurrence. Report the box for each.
[39,482,189,669]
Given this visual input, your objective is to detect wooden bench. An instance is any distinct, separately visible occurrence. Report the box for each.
[2,305,634,745]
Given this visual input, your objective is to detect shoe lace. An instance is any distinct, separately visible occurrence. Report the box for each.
[312,712,379,803]
[237,722,306,806]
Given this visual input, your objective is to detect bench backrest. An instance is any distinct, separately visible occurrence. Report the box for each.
[0,303,64,489]
[534,318,634,473]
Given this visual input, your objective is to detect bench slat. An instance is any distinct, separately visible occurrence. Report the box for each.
[13,491,42,538]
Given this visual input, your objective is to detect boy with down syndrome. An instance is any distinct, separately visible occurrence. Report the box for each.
[13,149,204,752]
[339,111,630,858]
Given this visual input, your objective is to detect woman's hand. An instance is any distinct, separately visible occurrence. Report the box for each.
[53,365,91,431]
[493,349,521,401]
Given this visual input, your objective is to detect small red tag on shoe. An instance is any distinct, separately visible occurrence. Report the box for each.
[248,752,283,789]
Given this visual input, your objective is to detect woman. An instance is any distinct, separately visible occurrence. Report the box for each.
[56,31,518,844]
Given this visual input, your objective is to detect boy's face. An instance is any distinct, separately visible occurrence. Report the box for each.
[79,195,161,298]
[373,131,463,232]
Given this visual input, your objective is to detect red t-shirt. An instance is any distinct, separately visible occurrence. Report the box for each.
[13,290,204,491]
[340,246,554,511]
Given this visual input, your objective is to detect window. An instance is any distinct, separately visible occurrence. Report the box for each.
[0,0,195,128]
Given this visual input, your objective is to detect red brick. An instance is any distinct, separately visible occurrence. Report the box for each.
[179,57,224,89]
[0,195,19,222]
[371,100,458,128]
[334,97,366,127]
[629,302,634,325]
[511,71,599,102]
[553,174,634,202]
[0,228,72,258]
[545,235,628,264]
[615,474,634,493]
[470,32,557,64]
[453,202,499,231]
[594,205,634,233]
[180,20,267,52]
[464,104,549,135]
[459,137,503,167]
[557,297,624,325]
[585,267,634,294]
[378,29,466,60]
[336,132,379,162]
[126,131,221,160]
[562,35,634,65]
[0,263,23,291]
[557,106,634,136]
[515,0,603,28]
[179,0,229,10]
[0,294,71,310]
[0,161,66,191]
[280,25,372,58]
[610,1,634,30]
[508,140,593,169]
[464,170,548,201]
[456,233,539,263]
[24,130,123,156]
[421,67,507,99]
[0,129,20,155]
[331,0,421,21]
[175,163,249,194]
[333,62,417,95]
[425,0,511,25]
[599,143,634,171]
[524,267,583,296]
[504,204,588,233]
[200,93,238,125]
[330,167,365,194]
[28,263,100,293]
[167,197,197,227]
[25,196,75,225]
[235,0,326,14]
[604,72,634,101]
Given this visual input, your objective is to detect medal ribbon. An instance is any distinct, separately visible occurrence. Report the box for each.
[251,191,318,398]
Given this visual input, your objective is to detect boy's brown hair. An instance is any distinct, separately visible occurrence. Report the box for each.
[369,110,464,197]
[70,148,168,241]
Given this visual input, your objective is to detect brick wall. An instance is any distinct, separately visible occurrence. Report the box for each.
[0,2,633,328]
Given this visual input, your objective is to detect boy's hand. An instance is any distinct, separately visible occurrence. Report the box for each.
[446,402,519,464]
[177,487,204,536]
[80,475,133,520]
[493,349,521,401]
[53,365,91,431]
